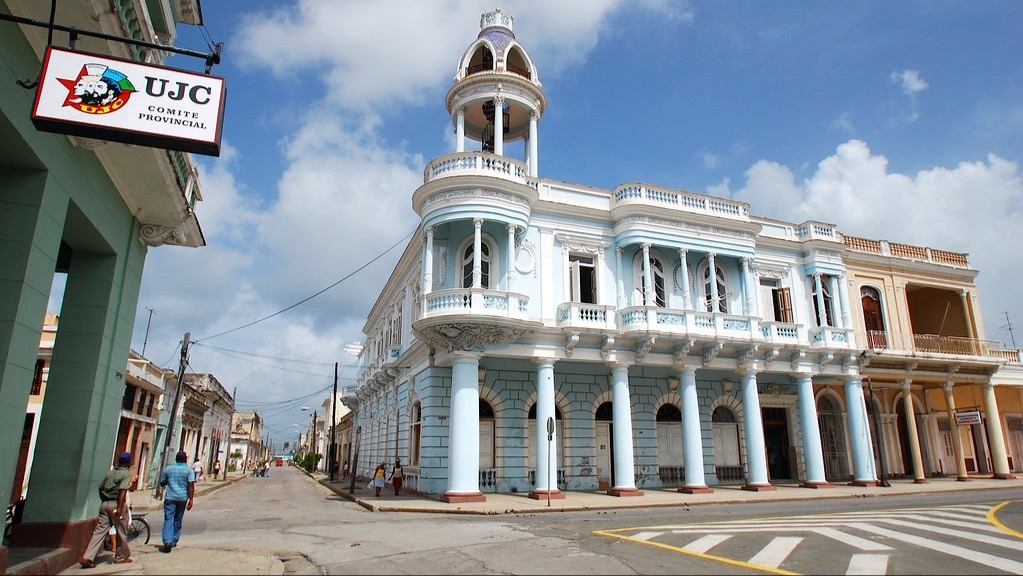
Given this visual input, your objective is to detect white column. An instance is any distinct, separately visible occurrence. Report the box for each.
[455,106,465,153]
[494,97,504,156]
[844,377,878,485]
[506,224,517,290]
[529,111,539,177]
[679,367,711,493]
[943,381,969,480]
[533,360,560,496]
[740,372,772,489]
[960,290,976,339]
[828,275,842,328]
[901,380,926,482]
[982,381,1013,478]
[707,253,718,312]
[837,274,852,329]
[472,217,483,288]
[595,246,606,306]
[609,363,641,495]
[444,353,483,500]
[813,273,827,326]
[423,226,434,295]
[615,248,625,308]
[641,244,653,306]
[679,248,691,310]
[740,258,753,315]
[796,374,828,487]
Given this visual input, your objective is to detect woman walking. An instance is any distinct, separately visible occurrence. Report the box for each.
[373,463,386,497]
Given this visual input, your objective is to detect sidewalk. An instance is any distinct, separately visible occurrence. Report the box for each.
[11,470,1022,576]
[311,472,1023,515]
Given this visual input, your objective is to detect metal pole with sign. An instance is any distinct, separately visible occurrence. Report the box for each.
[546,416,554,507]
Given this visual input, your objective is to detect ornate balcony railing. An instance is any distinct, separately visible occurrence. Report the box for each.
[423,152,530,186]
[618,306,762,341]
[861,330,1019,361]
[422,288,530,321]
[611,183,750,221]
[527,468,567,488]
[556,302,617,330]
[808,326,855,349]
[844,236,970,268]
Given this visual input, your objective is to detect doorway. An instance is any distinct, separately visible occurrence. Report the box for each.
[595,401,614,490]
[762,407,792,481]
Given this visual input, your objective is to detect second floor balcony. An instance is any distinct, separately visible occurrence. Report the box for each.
[863,330,1020,362]
[423,287,530,321]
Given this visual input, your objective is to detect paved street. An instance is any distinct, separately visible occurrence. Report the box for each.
[43,465,1023,575]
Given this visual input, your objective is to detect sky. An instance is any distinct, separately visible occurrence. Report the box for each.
[50,1,1023,451]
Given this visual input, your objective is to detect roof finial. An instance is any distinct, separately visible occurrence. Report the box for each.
[480,7,513,33]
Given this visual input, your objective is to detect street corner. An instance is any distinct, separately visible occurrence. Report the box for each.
[125,543,284,575]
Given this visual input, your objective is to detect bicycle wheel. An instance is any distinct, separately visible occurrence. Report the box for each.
[126,517,151,545]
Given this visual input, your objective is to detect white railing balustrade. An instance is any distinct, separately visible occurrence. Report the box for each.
[611,183,750,221]
[760,322,804,343]
[556,302,617,330]
[808,326,855,349]
[618,306,762,340]
[423,152,530,185]
[422,288,530,320]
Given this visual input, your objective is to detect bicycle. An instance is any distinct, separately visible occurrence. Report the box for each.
[103,511,151,550]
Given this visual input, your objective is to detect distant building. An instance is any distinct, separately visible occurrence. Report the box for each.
[230,412,266,472]
[343,8,1023,504]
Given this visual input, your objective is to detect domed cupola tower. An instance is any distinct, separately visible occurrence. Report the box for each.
[447,7,547,174]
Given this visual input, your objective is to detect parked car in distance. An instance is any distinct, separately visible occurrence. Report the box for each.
[275,458,284,467]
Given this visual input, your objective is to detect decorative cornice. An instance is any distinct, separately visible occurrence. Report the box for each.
[416,322,531,353]
[139,224,186,246]
[614,216,755,240]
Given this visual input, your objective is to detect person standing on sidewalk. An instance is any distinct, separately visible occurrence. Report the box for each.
[158,450,195,553]
[80,452,135,568]
[389,459,404,496]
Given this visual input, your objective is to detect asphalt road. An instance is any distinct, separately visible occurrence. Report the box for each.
[133,465,1023,574]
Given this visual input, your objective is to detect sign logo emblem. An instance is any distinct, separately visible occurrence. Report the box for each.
[57,63,136,115]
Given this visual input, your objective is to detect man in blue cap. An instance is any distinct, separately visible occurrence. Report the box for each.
[80,452,135,567]
[158,450,196,553]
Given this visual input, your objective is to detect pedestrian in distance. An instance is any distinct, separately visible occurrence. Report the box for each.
[373,462,386,498]
[212,459,222,480]
[80,452,136,568]
[158,450,195,553]
[192,458,204,482]
[389,459,404,496]
[342,460,350,480]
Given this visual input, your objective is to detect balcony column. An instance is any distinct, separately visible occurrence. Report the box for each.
[615,248,625,308]
[528,111,539,177]
[828,275,843,328]
[942,381,970,481]
[505,224,517,290]
[960,290,975,339]
[595,245,606,306]
[443,352,486,502]
[844,376,878,486]
[837,274,852,329]
[981,381,1014,479]
[678,367,711,493]
[901,380,927,483]
[740,371,774,491]
[813,273,827,326]
[423,226,435,295]
[641,244,653,306]
[608,363,642,496]
[472,217,483,288]
[678,248,692,310]
[707,253,718,311]
[455,106,465,153]
[530,359,564,500]
[740,257,755,315]
[494,96,505,156]
[796,374,829,488]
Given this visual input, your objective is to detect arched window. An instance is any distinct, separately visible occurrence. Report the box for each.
[410,402,422,466]
[861,286,887,348]
[656,404,684,481]
[712,406,742,481]
[479,399,495,469]
[703,264,728,313]
[459,236,496,289]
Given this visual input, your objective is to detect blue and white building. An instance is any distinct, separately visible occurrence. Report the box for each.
[343,8,1023,503]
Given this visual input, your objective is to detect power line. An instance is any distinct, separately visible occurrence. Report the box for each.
[195,227,416,344]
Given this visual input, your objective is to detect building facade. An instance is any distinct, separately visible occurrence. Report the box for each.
[229,411,266,473]
[0,1,209,570]
[343,8,1023,503]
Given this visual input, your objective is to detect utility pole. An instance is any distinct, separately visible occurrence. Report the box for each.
[223,386,236,479]
[154,332,190,499]
[141,307,156,357]
[330,361,338,481]
[1005,311,1018,349]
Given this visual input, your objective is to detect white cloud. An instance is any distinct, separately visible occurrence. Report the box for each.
[730,139,1023,341]
[890,69,928,122]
